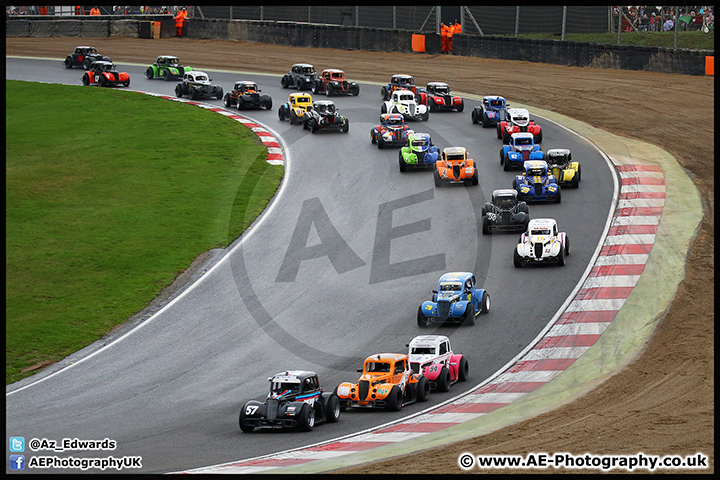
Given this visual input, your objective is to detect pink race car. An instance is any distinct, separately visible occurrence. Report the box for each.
[406,335,468,392]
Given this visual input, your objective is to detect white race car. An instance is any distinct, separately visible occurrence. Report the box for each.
[406,335,468,392]
[514,218,569,267]
[381,89,429,121]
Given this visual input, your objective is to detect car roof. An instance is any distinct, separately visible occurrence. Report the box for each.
[428,81,449,87]
[528,218,557,228]
[408,335,450,347]
[508,107,529,116]
[189,70,208,76]
[524,160,548,170]
[314,100,335,106]
[443,146,467,155]
[270,370,317,382]
[158,55,178,59]
[493,188,518,197]
[322,68,344,73]
[484,95,505,100]
[410,132,430,139]
[383,113,405,121]
[364,353,406,362]
[546,148,571,156]
[511,132,535,140]
[438,272,473,283]
[293,63,314,68]
[290,92,313,100]
[393,89,415,95]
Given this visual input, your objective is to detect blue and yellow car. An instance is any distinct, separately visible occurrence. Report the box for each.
[417,272,490,327]
[513,160,561,203]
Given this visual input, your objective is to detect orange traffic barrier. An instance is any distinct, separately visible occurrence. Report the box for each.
[706,56,714,76]
[412,34,426,53]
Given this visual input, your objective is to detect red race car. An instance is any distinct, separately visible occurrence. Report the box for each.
[417,82,464,112]
[370,113,414,149]
[82,61,130,88]
[497,107,542,144]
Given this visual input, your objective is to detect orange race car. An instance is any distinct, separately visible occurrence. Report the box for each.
[81,61,130,88]
[335,353,430,411]
[433,146,479,187]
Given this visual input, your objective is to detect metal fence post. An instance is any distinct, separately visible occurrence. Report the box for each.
[515,6,519,37]
[393,6,396,29]
[617,7,621,44]
[355,6,359,27]
[561,6,567,41]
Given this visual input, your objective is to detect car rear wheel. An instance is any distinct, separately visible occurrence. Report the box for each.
[458,357,469,382]
[557,244,566,266]
[381,86,388,101]
[564,235,570,256]
[325,395,341,422]
[456,100,464,112]
[437,367,451,392]
[83,58,93,70]
[124,79,130,87]
[386,386,403,411]
[281,76,289,88]
[480,291,490,314]
[297,403,315,431]
[223,93,232,108]
[416,376,430,402]
[237,97,245,110]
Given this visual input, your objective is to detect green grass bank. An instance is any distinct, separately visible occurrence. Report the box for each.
[5,80,283,384]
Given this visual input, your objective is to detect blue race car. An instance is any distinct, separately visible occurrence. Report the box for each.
[500,132,544,171]
[471,95,509,128]
[398,133,439,171]
[417,272,490,327]
[513,160,561,203]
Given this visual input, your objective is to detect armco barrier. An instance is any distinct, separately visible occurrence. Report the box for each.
[5,17,713,75]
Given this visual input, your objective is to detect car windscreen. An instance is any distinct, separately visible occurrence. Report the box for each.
[490,100,504,107]
[411,139,428,147]
[411,347,436,355]
[365,362,391,373]
[531,228,551,235]
[439,283,462,291]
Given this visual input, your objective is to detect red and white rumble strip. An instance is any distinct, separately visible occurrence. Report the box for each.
[159,97,662,474]
[138,92,284,165]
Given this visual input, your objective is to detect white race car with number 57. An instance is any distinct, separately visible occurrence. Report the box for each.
[514,218,570,267]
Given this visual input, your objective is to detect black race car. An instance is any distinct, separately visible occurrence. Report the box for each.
[63,46,111,69]
[239,371,341,432]
[280,63,319,90]
[223,81,273,110]
[302,100,349,133]
[481,189,530,234]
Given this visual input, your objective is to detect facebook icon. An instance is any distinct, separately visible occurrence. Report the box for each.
[9,454,25,470]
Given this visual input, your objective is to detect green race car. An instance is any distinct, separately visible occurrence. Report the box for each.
[145,55,192,81]
[398,133,440,172]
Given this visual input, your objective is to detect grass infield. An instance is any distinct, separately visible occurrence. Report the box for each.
[5,80,284,384]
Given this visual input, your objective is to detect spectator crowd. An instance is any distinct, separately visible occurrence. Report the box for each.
[616,5,714,32]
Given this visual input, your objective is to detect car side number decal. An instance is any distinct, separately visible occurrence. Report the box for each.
[427,365,439,374]
[245,405,259,415]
